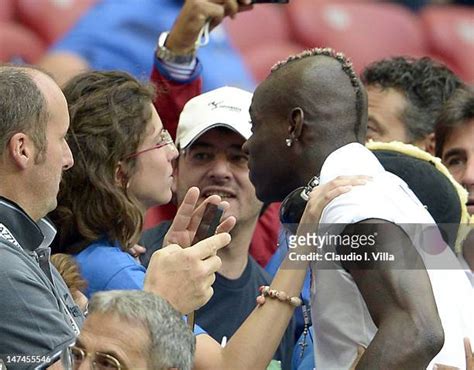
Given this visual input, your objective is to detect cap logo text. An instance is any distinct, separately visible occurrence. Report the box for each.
[208,100,242,113]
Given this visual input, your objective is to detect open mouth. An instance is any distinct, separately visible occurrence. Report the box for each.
[202,188,236,199]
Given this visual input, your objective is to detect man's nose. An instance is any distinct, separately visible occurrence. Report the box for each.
[63,142,74,170]
[242,139,249,155]
[208,155,232,180]
[462,157,474,189]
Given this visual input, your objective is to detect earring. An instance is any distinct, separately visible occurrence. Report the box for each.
[286,138,293,147]
[121,178,130,191]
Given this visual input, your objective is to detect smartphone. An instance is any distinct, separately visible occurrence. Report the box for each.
[191,203,224,245]
[251,0,289,3]
[188,203,224,330]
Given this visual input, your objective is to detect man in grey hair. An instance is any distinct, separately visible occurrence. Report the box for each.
[68,290,195,370]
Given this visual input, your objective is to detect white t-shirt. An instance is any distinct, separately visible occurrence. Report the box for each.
[458,254,474,288]
[310,143,474,370]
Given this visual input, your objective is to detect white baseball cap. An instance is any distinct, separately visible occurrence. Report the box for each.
[176,86,253,149]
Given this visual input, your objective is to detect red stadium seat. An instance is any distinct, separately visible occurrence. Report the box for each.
[144,203,176,230]
[15,0,97,44]
[0,0,14,21]
[243,42,304,82]
[224,4,293,54]
[420,5,474,83]
[0,21,46,63]
[286,1,428,73]
[224,4,306,82]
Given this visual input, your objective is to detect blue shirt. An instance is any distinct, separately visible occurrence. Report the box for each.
[75,238,205,336]
[52,0,255,92]
[75,239,145,297]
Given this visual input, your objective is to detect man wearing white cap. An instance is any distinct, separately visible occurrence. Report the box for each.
[142,0,281,269]
[140,85,294,369]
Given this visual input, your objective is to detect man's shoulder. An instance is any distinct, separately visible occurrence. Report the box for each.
[0,242,40,276]
[0,265,77,368]
[321,172,430,225]
[0,240,21,260]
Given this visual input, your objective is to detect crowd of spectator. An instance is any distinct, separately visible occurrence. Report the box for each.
[0,1,473,370]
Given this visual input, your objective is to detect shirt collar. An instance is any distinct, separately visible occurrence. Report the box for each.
[319,142,385,184]
[0,197,56,251]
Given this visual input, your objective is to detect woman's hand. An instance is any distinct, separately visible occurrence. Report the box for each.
[163,187,236,248]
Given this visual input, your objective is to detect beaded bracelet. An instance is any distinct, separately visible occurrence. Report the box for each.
[256,285,302,307]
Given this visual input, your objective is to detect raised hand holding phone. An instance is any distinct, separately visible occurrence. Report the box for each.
[163,187,236,248]
[144,188,236,315]
[144,232,231,314]
[192,203,224,245]
[188,202,224,329]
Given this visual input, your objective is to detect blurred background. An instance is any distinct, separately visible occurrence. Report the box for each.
[1,0,472,84]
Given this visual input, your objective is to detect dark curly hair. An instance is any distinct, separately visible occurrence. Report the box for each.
[435,87,474,158]
[361,56,464,142]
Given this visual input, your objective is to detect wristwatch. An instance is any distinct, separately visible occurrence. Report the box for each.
[156,31,196,64]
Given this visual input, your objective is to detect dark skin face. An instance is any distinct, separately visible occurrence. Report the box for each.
[242,55,362,203]
[243,83,303,203]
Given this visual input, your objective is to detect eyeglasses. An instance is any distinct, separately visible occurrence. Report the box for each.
[279,176,320,233]
[125,129,174,159]
[67,345,126,370]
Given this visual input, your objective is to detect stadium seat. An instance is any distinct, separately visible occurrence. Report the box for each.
[224,4,293,54]
[0,0,14,21]
[16,0,97,44]
[243,42,304,82]
[286,1,428,73]
[420,5,474,83]
[0,21,46,63]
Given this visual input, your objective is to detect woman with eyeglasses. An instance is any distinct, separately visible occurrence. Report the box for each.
[52,71,176,292]
[52,67,238,294]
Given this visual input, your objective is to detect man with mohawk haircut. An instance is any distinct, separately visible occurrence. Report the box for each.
[243,48,474,370]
